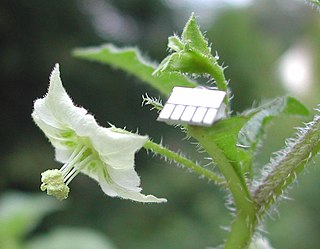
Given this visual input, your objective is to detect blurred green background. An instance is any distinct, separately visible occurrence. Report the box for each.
[1,0,320,248]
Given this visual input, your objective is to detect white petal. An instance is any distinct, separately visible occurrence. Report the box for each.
[106,166,141,192]
[32,64,87,143]
[97,168,166,203]
[72,113,100,137]
[90,127,148,170]
[55,148,73,163]
[80,161,142,195]
[45,64,87,126]
[81,166,118,197]
[115,189,167,203]
[32,112,70,149]
[75,120,149,194]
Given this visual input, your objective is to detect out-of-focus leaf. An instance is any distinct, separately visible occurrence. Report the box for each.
[26,227,117,249]
[238,96,309,151]
[72,44,196,96]
[0,192,61,248]
[307,0,320,8]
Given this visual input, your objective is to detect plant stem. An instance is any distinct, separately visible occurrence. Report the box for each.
[187,126,256,249]
[144,140,225,184]
[253,114,320,217]
[203,55,230,111]
[206,57,228,92]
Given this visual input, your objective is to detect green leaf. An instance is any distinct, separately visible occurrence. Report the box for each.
[72,44,196,96]
[154,50,214,75]
[26,227,117,249]
[181,13,211,55]
[238,96,309,151]
[154,13,228,93]
[283,96,310,115]
[188,97,308,181]
[168,35,184,52]
[188,116,250,184]
[0,192,61,248]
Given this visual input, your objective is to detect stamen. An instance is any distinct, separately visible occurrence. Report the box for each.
[39,145,94,201]
[65,155,94,185]
[60,145,87,175]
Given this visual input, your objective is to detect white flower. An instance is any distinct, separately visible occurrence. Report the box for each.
[32,64,166,203]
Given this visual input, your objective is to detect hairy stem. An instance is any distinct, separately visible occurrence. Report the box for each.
[204,56,230,111]
[206,57,228,92]
[253,113,320,217]
[144,140,225,184]
[187,126,256,249]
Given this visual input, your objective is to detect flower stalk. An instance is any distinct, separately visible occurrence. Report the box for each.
[144,140,225,184]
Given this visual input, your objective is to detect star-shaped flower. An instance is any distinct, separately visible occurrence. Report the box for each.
[32,64,166,203]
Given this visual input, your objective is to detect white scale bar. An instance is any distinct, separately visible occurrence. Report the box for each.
[192,107,208,124]
[180,106,197,122]
[203,108,218,125]
[170,105,186,120]
[157,87,226,126]
[158,103,175,120]
[167,87,226,108]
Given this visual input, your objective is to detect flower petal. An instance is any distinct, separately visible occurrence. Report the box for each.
[106,166,141,192]
[54,148,73,163]
[90,127,148,170]
[80,156,142,193]
[32,112,73,151]
[73,113,152,198]
[97,168,167,203]
[115,189,167,203]
[45,64,87,126]
[32,64,87,149]
[81,166,118,197]
[73,114,148,170]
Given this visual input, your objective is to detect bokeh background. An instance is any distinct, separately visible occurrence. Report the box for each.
[1,0,320,248]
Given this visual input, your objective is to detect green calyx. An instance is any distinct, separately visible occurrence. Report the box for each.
[40,169,70,201]
[153,13,229,95]
[153,14,213,76]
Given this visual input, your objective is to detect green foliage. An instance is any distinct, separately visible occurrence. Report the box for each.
[188,117,249,183]
[187,95,309,182]
[181,13,211,55]
[26,228,116,249]
[153,13,228,93]
[238,96,309,176]
[0,192,116,249]
[72,10,319,249]
[0,192,61,249]
[308,0,320,8]
[253,110,320,215]
[72,44,196,96]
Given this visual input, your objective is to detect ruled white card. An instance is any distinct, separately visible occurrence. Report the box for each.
[157,87,226,126]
